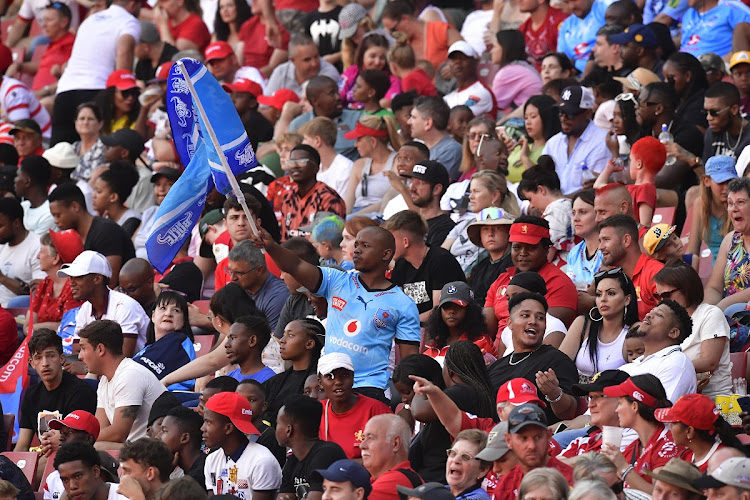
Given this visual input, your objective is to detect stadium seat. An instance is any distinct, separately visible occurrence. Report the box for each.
[1,451,38,484]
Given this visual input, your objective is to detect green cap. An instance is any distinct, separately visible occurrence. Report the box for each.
[199,209,224,238]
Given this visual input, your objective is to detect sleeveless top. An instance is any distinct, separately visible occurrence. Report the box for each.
[574,326,628,381]
[724,231,750,298]
[354,152,396,210]
[708,214,725,263]
[565,240,603,285]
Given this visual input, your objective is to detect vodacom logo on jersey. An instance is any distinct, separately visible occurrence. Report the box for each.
[343,319,361,337]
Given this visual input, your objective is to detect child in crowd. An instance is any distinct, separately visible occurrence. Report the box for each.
[623,328,646,363]
[306,213,354,270]
[236,379,286,466]
[303,373,326,400]
[352,69,395,118]
[388,34,437,97]
[643,223,699,270]
[197,376,238,416]
[447,105,473,145]
[266,132,303,217]
[299,117,353,198]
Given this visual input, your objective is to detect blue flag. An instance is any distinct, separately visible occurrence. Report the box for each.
[147,58,257,273]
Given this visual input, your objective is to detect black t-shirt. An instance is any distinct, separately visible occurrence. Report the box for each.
[19,371,97,434]
[244,111,274,151]
[467,251,512,306]
[701,124,750,164]
[85,217,135,263]
[390,246,466,314]
[279,440,347,497]
[487,345,578,424]
[184,453,207,490]
[410,384,491,483]
[676,88,708,131]
[0,455,34,500]
[134,43,179,82]
[426,214,455,248]
[263,368,313,425]
[274,294,316,338]
[257,423,286,467]
[304,7,342,58]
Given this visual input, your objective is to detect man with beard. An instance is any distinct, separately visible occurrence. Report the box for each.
[542,86,610,195]
[404,160,454,247]
[598,215,663,319]
[0,197,44,308]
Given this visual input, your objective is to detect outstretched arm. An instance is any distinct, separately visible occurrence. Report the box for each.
[410,375,463,437]
[250,227,321,292]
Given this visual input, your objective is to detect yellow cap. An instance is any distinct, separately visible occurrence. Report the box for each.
[730,51,750,70]
[643,223,676,256]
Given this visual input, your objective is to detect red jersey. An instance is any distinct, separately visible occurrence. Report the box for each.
[239,16,290,69]
[267,175,295,216]
[631,253,664,320]
[32,32,75,90]
[485,263,578,331]
[423,334,496,359]
[493,457,573,500]
[30,277,83,323]
[169,13,211,51]
[401,68,437,97]
[320,395,392,459]
[627,183,657,213]
[681,443,725,473]
[279,181,346,241]
[518,6,569,71]
[622,425,684,487]
[370,461,422,500]
[560,427,603,458]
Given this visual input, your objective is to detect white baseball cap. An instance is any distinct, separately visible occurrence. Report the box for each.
[57,250,112,279]
[318,353,354,375]
[448,40,478,59]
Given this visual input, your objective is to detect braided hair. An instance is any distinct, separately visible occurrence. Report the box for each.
[444,341,495,418]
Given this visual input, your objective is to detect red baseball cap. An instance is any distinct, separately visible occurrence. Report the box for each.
[106,69,138,91]
[496,378,546,408]
[654,393,719,431]
[508,221,550,245]
[48,229,84,264]
[222,78,262,97]
[0,44,12,75]
[49,410,101,440]
[603,377,659,407]
[257,88,300,111]
[204,41,234,63]
[205,392,260,435]
[147,62,174,85]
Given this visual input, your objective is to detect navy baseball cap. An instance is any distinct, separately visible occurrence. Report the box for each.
[315,459,372,496]
[608,23,658,49]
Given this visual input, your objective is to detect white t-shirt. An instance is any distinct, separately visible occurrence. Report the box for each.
[45,473,127,500]
[74,289,150,352]
[681,303,732,397]
[382,193,409,220]
[500,313,568,355]
[443,80,495,117]
[96,358,166,441]
[543,197,574,251]
[317,154,353,198]
[0,76,51,137]
[0,231,44,306]
[204,441,282,496]
[18,0,79,29]
[57,5,141,93]
[460,9,493,57]
[21,199,56,236]
[620,345,697,403]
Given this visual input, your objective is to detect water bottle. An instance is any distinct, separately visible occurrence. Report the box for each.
[581,163,596,183]
[659,124,677,166]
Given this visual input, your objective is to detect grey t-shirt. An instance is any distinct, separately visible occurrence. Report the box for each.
[429,134,463,181]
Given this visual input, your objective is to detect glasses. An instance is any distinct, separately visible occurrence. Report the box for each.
[654,288,678,301]
[558,109,583,119]
[468,132,490,140]
[477,207,510,222]
[224,268,252,278]
[615,93,637,104]
[446,449,477,462]
[117,280,149,294]
[585,394,609,404]
[285,158,314,168]
[703,106,731,117]
[729,199,749,209]
[638,100,659,108]
[594,267,628,282]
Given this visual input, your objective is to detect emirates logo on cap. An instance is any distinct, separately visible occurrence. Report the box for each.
[241,408,252,416]
[206,46,220,56]
[122,73,135,81]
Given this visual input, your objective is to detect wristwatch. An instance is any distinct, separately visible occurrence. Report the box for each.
[691,156,702,169]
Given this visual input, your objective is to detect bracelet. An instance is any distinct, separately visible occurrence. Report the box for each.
[545,388,564,403]
[620,465,634,481]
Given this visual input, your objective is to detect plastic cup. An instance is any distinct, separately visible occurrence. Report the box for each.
[602,426,623,449]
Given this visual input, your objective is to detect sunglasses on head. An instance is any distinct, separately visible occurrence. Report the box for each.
[594,267,629,282]
[615,93,637,104]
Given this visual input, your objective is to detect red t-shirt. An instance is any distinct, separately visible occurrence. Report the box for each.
[169,13,211,51]
[30,277,83,323]
[32,32,75,90]
[274,0,318,12]
[485,263,578,331]
[627,183,657,213]
[560,428,603,458]
[681,443,725,473]
[631,253,664,320]
[423,334,496,359]
[401,68,437,97]
[493,457,573,500]
[239,16,290,69]
[518,6,569,71]
[320,395,392,459]
[214,253,281,291]
[267,175,295,215]
[622,425,684,486]
[370,461,422,500]
[279,181,346,241]
[0,307,18,364]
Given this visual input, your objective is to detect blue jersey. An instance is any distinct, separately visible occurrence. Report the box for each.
[557,0,613,72]
[681,0,750,56]
[565,240,603,285]
[644,0,688,36]
[227,365,276,383]
[316,267,421,390]
[134,332,196,391]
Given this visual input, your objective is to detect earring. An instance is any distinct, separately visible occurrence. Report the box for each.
[589,307,603,322]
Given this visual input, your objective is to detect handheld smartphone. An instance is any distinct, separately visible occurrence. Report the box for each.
[738,395,750,413]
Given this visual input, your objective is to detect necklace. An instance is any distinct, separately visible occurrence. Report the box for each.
[725,118,746,152]
[508,346,540,365]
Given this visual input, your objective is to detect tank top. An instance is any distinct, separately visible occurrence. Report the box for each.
[574,326,628,380]
[724,231,750,298]
[354,152,396,210]
[708,214,725,263]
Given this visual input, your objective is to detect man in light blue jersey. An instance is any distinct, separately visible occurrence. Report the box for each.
[681,0,750,57]
[251,225,420,403]
[557,0,615,72]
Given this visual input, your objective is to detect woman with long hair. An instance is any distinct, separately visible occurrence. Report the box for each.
[135,290,196,391]
[602,374,683,494]
[411,341,495,482]
[662,52,709,133]
[212,0,251,46]
[339,32,400,110]
[506,95,560,183]
[606,93,640,165]
[153,0,210,51]
[655,393,744,471]
[559,268,638,382]
[340,9,376,70]
[96,70,140,135]
[71,102,105,182]
[343,114,401,214]
[491,30,543,115]
[565,189,602,286]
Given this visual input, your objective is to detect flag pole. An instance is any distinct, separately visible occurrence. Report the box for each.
[176,60,262,245]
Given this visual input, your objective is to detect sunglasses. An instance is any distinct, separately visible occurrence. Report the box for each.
[615,93,637,104]
[508,407,544,428]
[703,106,731,117]
[477,207,510,222]
[558,109,584,119]
[361,174,369,197]
[119,88,140,99]
[654,288,678,301]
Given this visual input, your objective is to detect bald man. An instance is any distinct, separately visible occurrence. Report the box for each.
[594,183,635,223]
[118,258,157,315]
[251,226,420,403]
[707,446,746,473]
[361,414,423,496]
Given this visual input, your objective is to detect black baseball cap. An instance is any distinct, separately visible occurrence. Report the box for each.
[403,160,450,188]
[151,167,180,183]
[101,129,145,160]
[557,86,595,115]
[571,370,630,397]
[507,403,548,433]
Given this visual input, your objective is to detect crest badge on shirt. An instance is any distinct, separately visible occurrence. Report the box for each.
[373,308,394,329]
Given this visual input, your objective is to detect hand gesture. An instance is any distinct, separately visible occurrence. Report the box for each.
[118,476,147,500]
[535,368,561,399]
[249,226,274,250]
[606,129,620,157]
[410,375,439,396]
